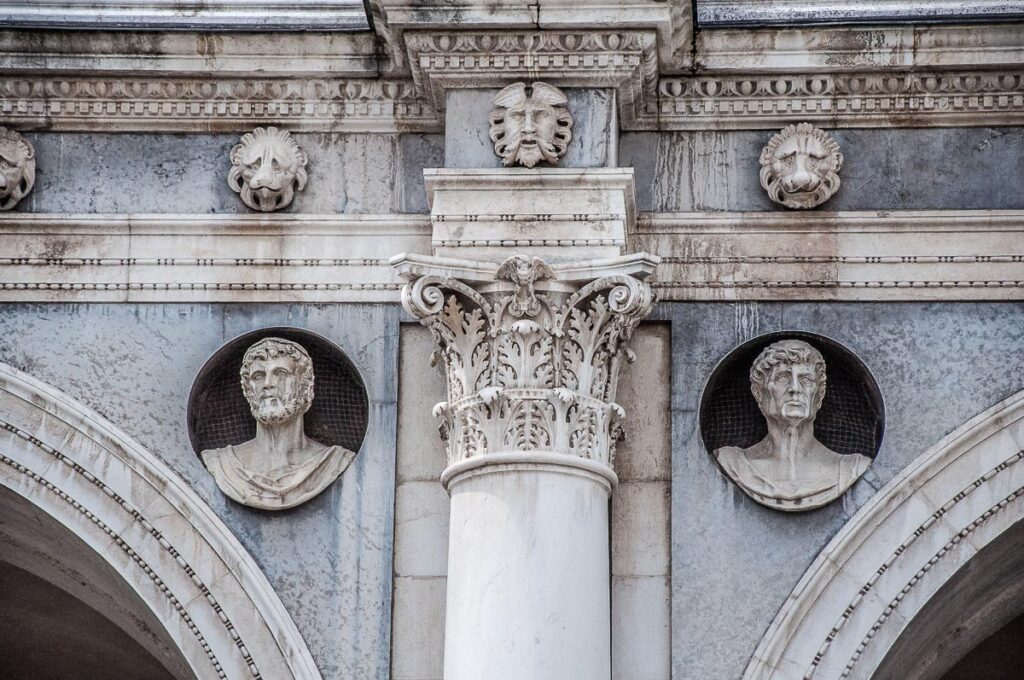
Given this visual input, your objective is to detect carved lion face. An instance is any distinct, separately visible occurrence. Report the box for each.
[0,128,36,211]
[489,82,573,168]
[759,123,843,209]
[228,127,308,212]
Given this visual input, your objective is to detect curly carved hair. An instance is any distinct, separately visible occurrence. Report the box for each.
[759,123,842,210]
[488,82,573,167]
[749,339,827,411]
[239,337,315,408]
[0,127,36,211]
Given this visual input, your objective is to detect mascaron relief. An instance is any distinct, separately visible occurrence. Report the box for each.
[714,339,871,512]
[0,127,36,211]
[489,82,574,168]
[402,255,653,470]
[228,126,308,212]
[759,123,843,210]
[200,338,355,510]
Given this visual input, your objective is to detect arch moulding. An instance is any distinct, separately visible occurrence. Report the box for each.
[0,361,322,680]
[744,389,1024,680]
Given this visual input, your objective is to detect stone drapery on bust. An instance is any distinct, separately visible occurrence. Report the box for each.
[200,337,355,510]
[227,126,308,212]
[759,123,843,209]
[0,127,36,211]
[488,81,573,168]
[713,339,871,512]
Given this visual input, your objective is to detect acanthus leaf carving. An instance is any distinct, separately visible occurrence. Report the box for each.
[400,255,655,472]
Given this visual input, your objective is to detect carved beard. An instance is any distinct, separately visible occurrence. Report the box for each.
[507,136,560,169]
[250,389,308,425]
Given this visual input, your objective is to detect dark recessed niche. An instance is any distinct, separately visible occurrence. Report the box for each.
[187,327,369,457]
[699,331,884,460]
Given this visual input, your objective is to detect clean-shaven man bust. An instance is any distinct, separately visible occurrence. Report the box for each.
[201,337,355,510]
[714,339,871,512]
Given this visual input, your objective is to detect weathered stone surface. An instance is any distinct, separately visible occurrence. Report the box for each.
[621,127,1024,212]
[21,132,439,214]
[0,302,400,680]
[666,301,1024,680]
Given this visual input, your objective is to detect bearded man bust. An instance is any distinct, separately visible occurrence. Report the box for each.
[714,339,872,512]
[201,337,356,510]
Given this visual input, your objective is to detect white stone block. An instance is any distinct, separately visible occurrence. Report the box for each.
[392,576,447,680]
[395,481,451,577]
[612,576,671,680]
[612,480,670,577]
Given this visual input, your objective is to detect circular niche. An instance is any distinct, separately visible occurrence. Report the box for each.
[699,331,884,461]
[187,327,369,457]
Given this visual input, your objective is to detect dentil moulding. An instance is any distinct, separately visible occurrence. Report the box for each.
[759,123,842,210]
[228,126,308,212]
[0,127,36,211]
[489,82,574,168]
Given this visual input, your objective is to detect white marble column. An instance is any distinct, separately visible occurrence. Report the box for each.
[396,253,656,680]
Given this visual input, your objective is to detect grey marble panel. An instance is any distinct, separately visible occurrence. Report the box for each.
[662,301,1024,680]
[621,127,1024,212]
[0,302,400,680]
[18,132,435,215]
[445,88,615,169]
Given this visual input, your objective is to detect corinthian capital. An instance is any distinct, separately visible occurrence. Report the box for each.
[395,253,657,480]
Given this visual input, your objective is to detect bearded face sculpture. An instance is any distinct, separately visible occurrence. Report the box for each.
[489,82,573,168]
[228,127,308,212]
[200,337,356,510]
[759,123,843,209]
[0,128,36,211]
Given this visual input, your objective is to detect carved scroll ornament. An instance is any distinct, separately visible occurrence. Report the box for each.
[401,255,654,472]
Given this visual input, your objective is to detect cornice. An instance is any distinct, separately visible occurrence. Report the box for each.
[1,23,1022,132]
[405,29,660,128]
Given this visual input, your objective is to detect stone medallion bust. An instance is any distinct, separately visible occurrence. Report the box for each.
[714,339,871,512]
[201,337,355,510]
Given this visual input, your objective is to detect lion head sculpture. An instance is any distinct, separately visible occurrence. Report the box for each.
[489,82,573,168]
[228,127,308,212]
[759,123,843,210]
[0,127,36,211]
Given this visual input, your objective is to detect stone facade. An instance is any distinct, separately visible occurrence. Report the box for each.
[0,5,1023,680]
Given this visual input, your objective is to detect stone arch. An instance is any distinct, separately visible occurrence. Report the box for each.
[744,389,1024,680]
[0,361,322,680]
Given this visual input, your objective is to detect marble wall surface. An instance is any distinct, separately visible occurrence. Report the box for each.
[660,301,1024,680]
[0,302,400,680]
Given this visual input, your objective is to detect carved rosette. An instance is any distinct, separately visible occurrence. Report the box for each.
[401,257,655,475]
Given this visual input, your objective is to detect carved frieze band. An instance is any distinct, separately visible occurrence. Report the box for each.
[2,58,1022,131]
[0,77,440,133]
[657,70,1024,129]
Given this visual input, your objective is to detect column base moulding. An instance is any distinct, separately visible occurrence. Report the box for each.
[440,450,618,491]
